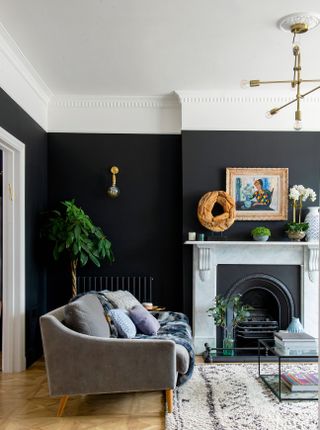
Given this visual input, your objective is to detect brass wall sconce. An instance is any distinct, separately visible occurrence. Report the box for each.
[107,166,120,198]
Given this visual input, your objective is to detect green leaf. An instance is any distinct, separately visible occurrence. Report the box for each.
[79,252,88,266]
[88,253,100,267]
[66,232,74,248]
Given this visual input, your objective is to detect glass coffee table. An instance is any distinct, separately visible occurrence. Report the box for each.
[258,339,318,401]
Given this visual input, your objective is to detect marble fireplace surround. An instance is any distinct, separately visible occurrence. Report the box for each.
[186,241,319,354]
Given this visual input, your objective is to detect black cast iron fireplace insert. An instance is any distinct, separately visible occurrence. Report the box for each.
[216,265,301,351]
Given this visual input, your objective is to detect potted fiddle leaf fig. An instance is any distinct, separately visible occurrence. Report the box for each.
[42,199,114,297]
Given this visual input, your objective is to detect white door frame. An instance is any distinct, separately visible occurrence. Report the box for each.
[0,126,25,373]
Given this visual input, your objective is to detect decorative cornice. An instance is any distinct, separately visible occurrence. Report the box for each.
[48,94,181,133]
[50,94,179,110]
[0,23,52,130]
[176,92,320,105]
[176,90,320,131]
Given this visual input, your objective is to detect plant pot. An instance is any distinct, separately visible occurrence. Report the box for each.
[253,235,269,242]
[286,230,306,241]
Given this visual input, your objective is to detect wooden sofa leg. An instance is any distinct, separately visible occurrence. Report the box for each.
[165,389,173,413]
[57,395,69,417]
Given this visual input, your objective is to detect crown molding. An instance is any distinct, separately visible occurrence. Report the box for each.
[50,94,179,109]
[176,90,320,131]
[49,91,320,133]
[48,94,181,134]
[175,90,320,104]
[0,23,52,131]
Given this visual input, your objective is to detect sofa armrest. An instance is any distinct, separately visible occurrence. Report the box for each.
[40,314,176,396]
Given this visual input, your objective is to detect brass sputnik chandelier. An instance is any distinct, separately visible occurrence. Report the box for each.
[241,13,320,130]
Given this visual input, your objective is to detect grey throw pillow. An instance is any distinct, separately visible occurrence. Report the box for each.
[64,294,110,338]
[129,304,160,335]
[108,309,137,338]
[103,290,141,310]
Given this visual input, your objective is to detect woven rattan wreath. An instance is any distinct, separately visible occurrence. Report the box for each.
[197,191,235,232]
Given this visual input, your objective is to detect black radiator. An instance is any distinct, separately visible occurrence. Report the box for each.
[76,275,153,303]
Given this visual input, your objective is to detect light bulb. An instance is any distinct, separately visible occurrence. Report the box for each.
[265,108,278,119]
[240,80,250,89]
[107,185,120,198]
[293,120,302,131]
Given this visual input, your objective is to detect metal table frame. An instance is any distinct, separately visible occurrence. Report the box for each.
[258,339,318,401]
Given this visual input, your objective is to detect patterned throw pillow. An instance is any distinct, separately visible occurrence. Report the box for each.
[108,309,137,338]
[103,290,141,310]
[129,304,160,335]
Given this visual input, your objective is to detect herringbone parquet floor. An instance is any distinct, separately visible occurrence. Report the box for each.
[0,357,165,430]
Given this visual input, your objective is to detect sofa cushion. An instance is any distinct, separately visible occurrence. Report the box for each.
[64,294,110,338]
[176,344,190,375]
[108,309,137,338]
[129,304,160,335]
[102,290,141,310]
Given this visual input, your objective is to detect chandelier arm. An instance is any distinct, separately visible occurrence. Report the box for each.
[271,85,320,115]
[258,80,293,85]
[272,98,299,113]
[301,79,320,83]
[300,85,320,98]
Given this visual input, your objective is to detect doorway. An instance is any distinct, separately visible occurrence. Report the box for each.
[0,126,25,372]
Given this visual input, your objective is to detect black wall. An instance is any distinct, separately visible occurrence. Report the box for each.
[182,131,320,316]
[0,89,47,366]
[47,133,182,311]
[1,93,319,365]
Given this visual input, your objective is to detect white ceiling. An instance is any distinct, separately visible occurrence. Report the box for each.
[0,0,320,96]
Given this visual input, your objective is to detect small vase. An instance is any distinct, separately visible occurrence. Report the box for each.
[304,207,319,242]
[223,329,235,356]
[287,317,304,333]
[286,230,306,241]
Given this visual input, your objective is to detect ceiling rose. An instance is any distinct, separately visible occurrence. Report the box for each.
[278,12,320,33]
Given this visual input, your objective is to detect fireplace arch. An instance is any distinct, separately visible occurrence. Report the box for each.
[226,273,295,329]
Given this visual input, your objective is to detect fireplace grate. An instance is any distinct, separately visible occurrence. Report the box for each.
[236,320,279,340]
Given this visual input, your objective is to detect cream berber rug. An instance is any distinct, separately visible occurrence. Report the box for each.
[166,363,318,430]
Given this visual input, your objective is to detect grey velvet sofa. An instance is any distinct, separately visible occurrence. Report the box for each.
[40,296,189,417]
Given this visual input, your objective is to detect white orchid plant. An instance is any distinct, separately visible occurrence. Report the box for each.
[288,185,317,230]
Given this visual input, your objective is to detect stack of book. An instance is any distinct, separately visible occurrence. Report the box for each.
[281,372,318,392]
[274,331,318,355]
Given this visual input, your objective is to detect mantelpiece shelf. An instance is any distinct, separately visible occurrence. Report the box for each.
[185,241,318,247]
[185,239,318,286]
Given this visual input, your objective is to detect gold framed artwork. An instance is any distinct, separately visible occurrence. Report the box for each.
[226,167,288,221]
